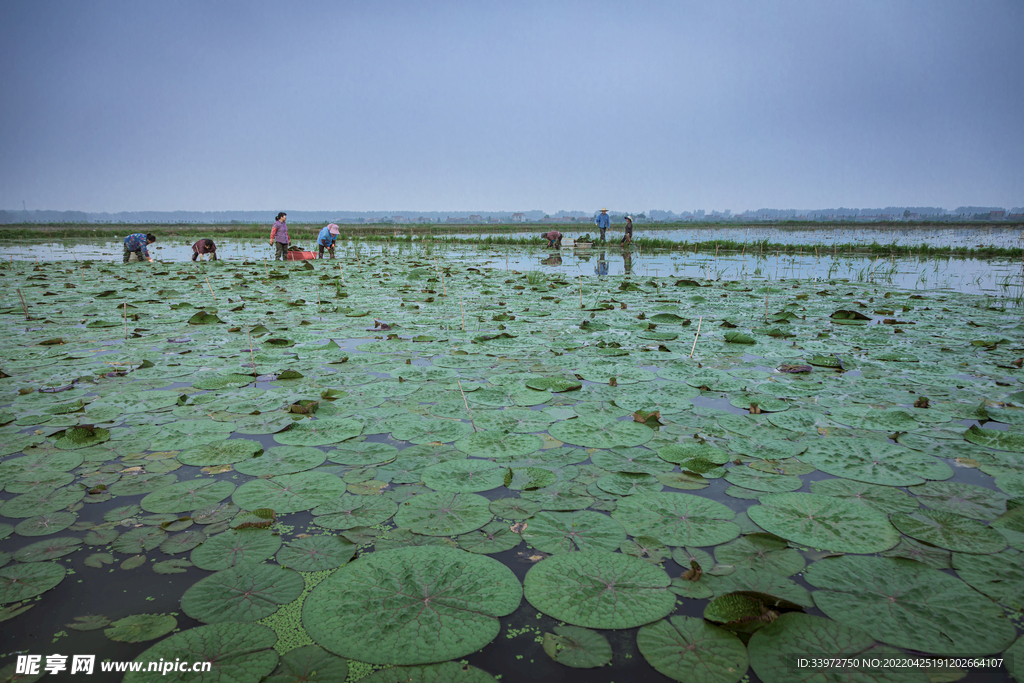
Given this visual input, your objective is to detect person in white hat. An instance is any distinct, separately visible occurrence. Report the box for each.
[317,223,340,259]
[621,215,633,247]
[595,208,610,242]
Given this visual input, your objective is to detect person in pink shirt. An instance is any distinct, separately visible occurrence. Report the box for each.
[191,239,217,261]
[270,212,289,260]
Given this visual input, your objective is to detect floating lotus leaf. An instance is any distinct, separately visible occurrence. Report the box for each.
[595,472,663,496]
[89,390,180,414]
[53,426,111,450]
[177,439,263,466]
[233,472,347,513]
[111,528,165,554]
[108,473,178,497]
[798,438,952,486]
[548,417,654,449]
[714,533,806,576]
[276,535,355,571]
[124,623,279,683]
[520,482,595,511]
[723,467,802,492]
[829,407,922,431]
[311,495,398,530]
[748,492,899,553]
[454,430,543,459]
[104,613,177,642]
[703,567,813,607]
[190,529,283,571]
[265,645,350,683]
[612,493,739,546]
[391,418,474,444]
[951,552,1024,608]
[1,487,84,518]
[908,480,1007,520]
[542,625,612,669]
[0,561,66,604]
[525,377,582,392]
[393,491,492,536]
[234,446,327,476]
[748,613,923,683]
[182,562,304,623]
[521,511,626,554]
[192,502,240,525]
[638,616,749,683]
[805,555,1015,654]
[421,459,505,492]
[159,530,206,555]
[14,536,82,562]
[964,425,1024,453]
[808,478,919,514]
[154,420,235,450]
[524,550,674,628]
[657,442,730,466]
[880,537,952,569]
[504,467,557,490]
[14,511,76,537]
[303,546,521,665]
[590,446,671,474]
[272,418,363,447]
[488,497,542,519]
[456,520,522,554]
[890,508,1006,554]
[327,441,398,466]
[141,479,236,513]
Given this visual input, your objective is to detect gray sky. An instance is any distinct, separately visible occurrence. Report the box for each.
[1,1,1021,214]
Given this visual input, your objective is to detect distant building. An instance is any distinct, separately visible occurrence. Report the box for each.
[991,210,1006,219]
[467,215,483,223]
[511,213,525,223]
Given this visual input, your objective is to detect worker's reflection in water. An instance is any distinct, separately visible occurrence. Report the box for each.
[595,251,609,276]
[622,251,633,275]
[542,253,562,267]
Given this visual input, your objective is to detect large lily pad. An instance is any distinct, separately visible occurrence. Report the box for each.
[611,493,740,546]
[521,511,626,554]
[276,535,355,571]
[714,533,806,576]
[393,491,492,536]
[104,613,177,642]
[799,439,952,485]
[805,555,1016,654]
[233,472,347,513]
[0,561,65,603]
[190,530,283,571]
[421,459,506,492]
[548,417,654,449]
[302,546,521,665]
[542,625,612,669]
[889,508,1006,554]
[177,439,264,466]
[273,418,364,446]
[747,493,900,554]
[141,479,236,514]
[637,616,749,683]
[235,446,327,476]
[748,613,926,683]
[182,562,304,623]
[312,495,398,530]
[524,550,674,628]
[124,623,279,683]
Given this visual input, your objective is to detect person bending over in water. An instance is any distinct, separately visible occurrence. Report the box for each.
[541,230,562,248]
[191,239,217,261]
[123,233,155,263]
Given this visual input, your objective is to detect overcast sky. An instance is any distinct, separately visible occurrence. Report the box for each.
[1,1,1021,214]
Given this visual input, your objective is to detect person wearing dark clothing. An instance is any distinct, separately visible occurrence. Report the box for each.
[541,230,562,248]
[621,215,634,247]
[123,233,156,263]
[270,212,289,261]
[191,239,217,261]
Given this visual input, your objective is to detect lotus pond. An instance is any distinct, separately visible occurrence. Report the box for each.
[0,248,1023,683]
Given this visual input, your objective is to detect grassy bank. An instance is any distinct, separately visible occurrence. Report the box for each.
[0,222,1021,259]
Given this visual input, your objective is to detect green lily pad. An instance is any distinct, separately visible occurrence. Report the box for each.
[524,550,674,628]
[233,472,348,513]
[612,493,740,546]
[265,645,349,683]
[0,561,65,603]
[542,625,612,669]
[273,418,363,447]
[747,492,900,554]
[422,459,506,492]
[714,533,806,577]
[748,613,923,683]
[393,491,492,536]
[124,623,279,683]
[177,439,263,466]
[808,478,919,514]
[805,555,1015,654]
[311,495,398,530]
[798,438,952,486]
[14,511,77,537]
[235,446,327,476]
[182,562,304,623]
[964,425,1024,453]
[548,417,654,449]
[190,529,283,571]
[1,487,84,518]
[890,508,1006,554]
[327,441,399,466]
[638,616,749,683]
[303,546,521,665]
[456,520,522,555]
[521,511,626,554]
[111,528,165,554]
[14,536,82,562]
[105,613,177,642]
[141,479,236,514]
[276,535,355,571]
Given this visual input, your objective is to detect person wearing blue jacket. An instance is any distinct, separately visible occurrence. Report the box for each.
[595,208,610,242]
[317,223,340,259]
